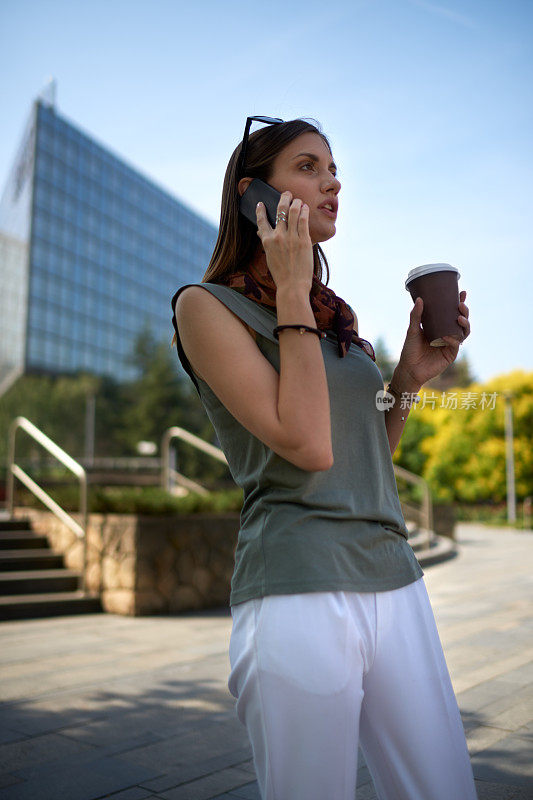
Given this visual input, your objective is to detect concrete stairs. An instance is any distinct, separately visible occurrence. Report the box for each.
[0,517,101,621]
[405,520,458,566]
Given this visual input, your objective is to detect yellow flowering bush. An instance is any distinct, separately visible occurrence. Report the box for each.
[393,370,533,503]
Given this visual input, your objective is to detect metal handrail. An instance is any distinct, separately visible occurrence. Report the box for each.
[393,463,433,549]
[6,416,88,591]
[168,468,210,497]
[161,426,227,492]
[160,427,433,547]
[79,456,161,470]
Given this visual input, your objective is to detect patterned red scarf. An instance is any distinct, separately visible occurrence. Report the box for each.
[218,246,375,360]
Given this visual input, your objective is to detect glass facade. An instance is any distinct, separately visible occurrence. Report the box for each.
[0,98,217,383]
[0,105,36,390]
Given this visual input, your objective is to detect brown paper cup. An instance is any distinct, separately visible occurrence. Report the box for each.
[405,263,465,347]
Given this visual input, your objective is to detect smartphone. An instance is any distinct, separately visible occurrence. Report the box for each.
[239,178,282,229]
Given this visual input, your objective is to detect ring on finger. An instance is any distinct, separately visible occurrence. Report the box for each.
[276,211,288,224]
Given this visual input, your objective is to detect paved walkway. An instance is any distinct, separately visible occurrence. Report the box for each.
[0,523,532,800]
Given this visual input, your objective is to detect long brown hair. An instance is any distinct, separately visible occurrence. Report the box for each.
[202,118,332,287]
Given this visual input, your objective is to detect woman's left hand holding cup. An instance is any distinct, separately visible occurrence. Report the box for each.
[395,290,471,390]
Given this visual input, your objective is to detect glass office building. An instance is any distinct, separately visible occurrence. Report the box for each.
[0,95,217,387]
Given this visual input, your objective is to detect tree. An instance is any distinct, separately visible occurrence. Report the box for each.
[0,372,100,461]
[394,370,533,503]
[425,352,476,391]
[373,336,395,383]
[120,325,229,485]
[0,327,229,487]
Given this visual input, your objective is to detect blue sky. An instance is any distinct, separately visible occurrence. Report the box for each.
[1,0,531,383]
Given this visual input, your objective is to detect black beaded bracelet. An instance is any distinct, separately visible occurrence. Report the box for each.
[273,324,326,341]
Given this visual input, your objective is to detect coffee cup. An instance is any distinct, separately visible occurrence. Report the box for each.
[405,263,465,347]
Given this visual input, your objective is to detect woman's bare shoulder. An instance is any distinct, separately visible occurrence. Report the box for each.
[174,284,216,314]
[175,285,257,344]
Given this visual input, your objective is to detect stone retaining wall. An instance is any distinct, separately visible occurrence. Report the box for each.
[14,507,239,616]
[14,503,455,616]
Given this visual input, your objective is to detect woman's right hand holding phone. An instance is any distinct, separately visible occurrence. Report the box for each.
[254,190,333,470]
[256,191,313,294]
[176,175,332,475]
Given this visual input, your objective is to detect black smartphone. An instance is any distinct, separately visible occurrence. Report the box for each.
[239,178,282,229]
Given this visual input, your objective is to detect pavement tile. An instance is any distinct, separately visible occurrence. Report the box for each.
[0,755,160,800]
[475,779,533,799]
[471,731,533,787]
[453,649,533,697]
[116,717,249,770]
[500,663,533,687]
[59,722,166,753]
[155,766,253,800]
[0,731,96,773]
[354,784,379,800]
[138,748,252,792]
[233,761,254,775]
[103,787,157,799]
[0,730,27,746]
[0,774,23,790]
[481,689,533,733]
[355,751,374,788]
[224,782,261,799]
[0,699,111,736]
[117,731,249,775]
[207,795,236,800]
[467,723,519,756]
[514,721,533,743]
[458,678,530,717]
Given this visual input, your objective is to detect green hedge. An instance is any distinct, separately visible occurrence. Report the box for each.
[14,485,244,515]
[454,502,531,529]
[11,484,531,529]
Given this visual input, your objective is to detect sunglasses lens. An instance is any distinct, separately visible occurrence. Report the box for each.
[251,116,284,125]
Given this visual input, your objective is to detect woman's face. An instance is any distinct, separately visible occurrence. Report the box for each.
[266,131,341,244]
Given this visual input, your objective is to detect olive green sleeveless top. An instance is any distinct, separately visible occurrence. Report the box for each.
[172,282,423,606]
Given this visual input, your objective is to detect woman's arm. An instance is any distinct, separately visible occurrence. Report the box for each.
[176,191,333,471]
[175,284,333,471]
[385,290,471,456]
[384,365,422,456]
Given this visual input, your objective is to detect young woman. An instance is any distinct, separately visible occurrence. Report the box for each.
[171,117,476,800]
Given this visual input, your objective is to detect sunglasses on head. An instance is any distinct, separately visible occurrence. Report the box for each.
[239,115,284,177]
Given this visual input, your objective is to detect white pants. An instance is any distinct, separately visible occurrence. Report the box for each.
[228,576,478,800]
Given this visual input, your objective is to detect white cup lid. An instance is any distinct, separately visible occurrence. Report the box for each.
[405,263,460,290]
